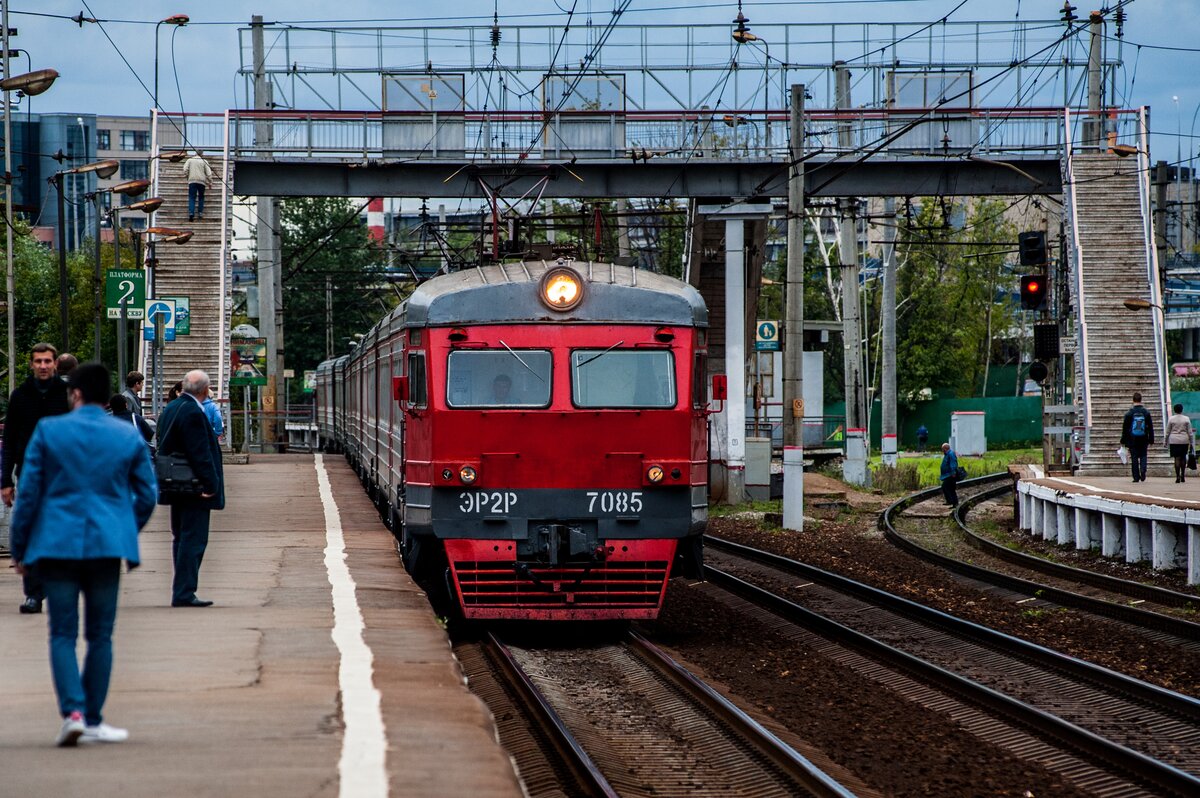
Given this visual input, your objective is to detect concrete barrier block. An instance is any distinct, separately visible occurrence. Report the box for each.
[1102,513,1124,558]
[1056,504,1072,546]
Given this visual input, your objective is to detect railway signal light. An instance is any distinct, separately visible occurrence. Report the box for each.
[1020,275,1048,311]
[1029,361,1050,385]
[1018,231,1048,266]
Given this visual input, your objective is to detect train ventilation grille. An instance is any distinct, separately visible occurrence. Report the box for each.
[452,561,670,607]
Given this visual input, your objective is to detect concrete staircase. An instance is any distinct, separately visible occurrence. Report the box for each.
[142,156,227,410]
[1068,153,1171,476]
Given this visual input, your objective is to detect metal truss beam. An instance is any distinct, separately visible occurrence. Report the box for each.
[233,157,1062,199]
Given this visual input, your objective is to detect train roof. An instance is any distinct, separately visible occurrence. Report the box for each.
[399,261,707,328]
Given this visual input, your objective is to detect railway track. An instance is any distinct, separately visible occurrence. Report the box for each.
[459,630,857,798]
[884,474,1200,640]
[703,536,1200,797]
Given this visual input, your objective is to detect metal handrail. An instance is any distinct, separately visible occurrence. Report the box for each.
[1062,109,1093,444]
[1137,107,1172,423]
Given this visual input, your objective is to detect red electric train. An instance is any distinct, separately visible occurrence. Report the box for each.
[315,259,710,620]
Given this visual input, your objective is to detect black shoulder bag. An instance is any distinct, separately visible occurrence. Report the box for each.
[155,407,204,500]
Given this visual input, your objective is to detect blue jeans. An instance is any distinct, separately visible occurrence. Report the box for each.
[40,558,122,725]
[1130,442,1149,481]
[188,182,206,218]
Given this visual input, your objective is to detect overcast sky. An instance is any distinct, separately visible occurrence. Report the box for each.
[8,0,1199,163]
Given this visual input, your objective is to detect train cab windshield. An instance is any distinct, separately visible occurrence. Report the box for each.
[571,349,676,408]
[446,349,552,408]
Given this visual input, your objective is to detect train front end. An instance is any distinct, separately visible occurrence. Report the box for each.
[401,262,708,621]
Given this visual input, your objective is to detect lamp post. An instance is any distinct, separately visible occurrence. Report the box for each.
[154,14,189,112]
[107,194,162,377]
[1175,96,1183,255]
[2,2,58,394]
[85,177,150,362]
[51,159,119,353]
[141,225,191,416]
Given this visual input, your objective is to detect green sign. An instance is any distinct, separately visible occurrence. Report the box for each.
[303,370,316,393]
[230,337,268,386]
[160,295,190,335]
[105,270,146,319]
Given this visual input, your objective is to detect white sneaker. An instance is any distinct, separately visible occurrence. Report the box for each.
[81,722,129,744]
[56,712,85,747]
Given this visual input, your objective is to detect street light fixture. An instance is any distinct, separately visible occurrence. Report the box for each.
[1122,298,1157,311]
[0,67,58,96]
[154,14,190,112]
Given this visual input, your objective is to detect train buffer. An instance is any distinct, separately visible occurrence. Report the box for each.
[0,453,522,798]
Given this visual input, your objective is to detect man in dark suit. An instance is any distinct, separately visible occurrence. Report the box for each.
[156,370,225,608]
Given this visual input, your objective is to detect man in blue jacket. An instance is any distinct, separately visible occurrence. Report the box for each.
[156,369,225,608]
[8,363,157,747]
[939,442,960,507]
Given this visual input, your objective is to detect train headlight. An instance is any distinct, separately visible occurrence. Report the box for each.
[459,465,478,484]
[647,465,665,483]
[539,266,584,311]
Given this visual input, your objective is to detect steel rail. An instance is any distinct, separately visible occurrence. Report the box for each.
[701,562,1200,798]
[953,483,1200,613]
[707,532,1200,723]
[882,475,1200,638]
[625,631,858,798]
[482,632,619,798]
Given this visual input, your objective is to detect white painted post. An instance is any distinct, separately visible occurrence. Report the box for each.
[1031,496,1044,536]
[1126,517,1150,563]
[1056,504,1072,546]
[1043,499,1057,541]
[1102,513,1124,558]
[844,428,869,486]
[1152,521,1178,571]
[1018,488,1031,531]
[1074,507,1094,550]
[783,446,804,531]
[724,217,746,504]
[1188,525,1200,585]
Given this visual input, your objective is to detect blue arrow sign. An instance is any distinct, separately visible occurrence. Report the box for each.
[143,299,177,342]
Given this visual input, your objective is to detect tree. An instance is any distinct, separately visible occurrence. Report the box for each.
[891,198,1018,401]
[277,197,395,402]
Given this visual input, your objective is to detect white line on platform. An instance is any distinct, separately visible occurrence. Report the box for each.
[1045,477,1200,505]
[315,454,389,798]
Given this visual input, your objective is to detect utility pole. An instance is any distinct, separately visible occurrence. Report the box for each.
[3,2,14,397]
[881,196,898,466]
[253,16,282,449]
[1085,11,1104,149]
[782,83,806,531]
[325,275,333,359]
[616,197,631,261]
[835,62,868,485]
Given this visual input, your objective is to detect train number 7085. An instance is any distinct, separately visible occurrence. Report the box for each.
[586,491,643,514]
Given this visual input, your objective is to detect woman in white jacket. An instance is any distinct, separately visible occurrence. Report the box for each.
[1165,403,1194,483]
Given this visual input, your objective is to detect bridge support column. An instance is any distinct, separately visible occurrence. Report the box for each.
[724,216,746,504]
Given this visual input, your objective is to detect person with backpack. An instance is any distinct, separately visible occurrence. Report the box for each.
[1121,392,1155,483]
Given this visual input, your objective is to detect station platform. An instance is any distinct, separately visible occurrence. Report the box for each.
[0,454,522,798]
[1017,474,1200,585]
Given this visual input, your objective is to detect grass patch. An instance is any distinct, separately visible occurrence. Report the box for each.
[869,448,1040,489]
[709,499,782,518]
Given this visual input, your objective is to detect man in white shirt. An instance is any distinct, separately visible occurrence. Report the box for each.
[183,152,213,221]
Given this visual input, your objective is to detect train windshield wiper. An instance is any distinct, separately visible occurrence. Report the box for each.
[575,340,625,369]
[498,340,545,382]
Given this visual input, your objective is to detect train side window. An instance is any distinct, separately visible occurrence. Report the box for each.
[692,352,707,408]
[407,353,428,408]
